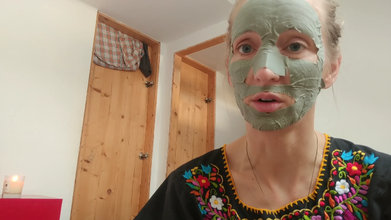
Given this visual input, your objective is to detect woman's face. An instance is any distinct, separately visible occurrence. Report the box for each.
[228,0,325,131]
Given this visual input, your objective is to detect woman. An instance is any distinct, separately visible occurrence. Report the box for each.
[135,0,391,219]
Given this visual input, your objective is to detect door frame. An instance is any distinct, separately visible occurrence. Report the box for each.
[167,34,226,176]
[71,11,161,216]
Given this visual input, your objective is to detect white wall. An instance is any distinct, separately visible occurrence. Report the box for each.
[315,0,391,154]
[150,20,229,194]
[215,71,246,148]
[0,1,97,219]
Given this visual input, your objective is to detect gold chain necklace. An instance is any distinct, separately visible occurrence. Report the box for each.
[245,133,319,220]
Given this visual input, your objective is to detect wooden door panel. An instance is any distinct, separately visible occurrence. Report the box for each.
[193,68,208,159]
[71,13,161,220]
[72,64,148,220]
[173,62,209,171]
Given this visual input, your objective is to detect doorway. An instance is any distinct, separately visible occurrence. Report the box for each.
[166,35,227,176]
[71,12,160,220]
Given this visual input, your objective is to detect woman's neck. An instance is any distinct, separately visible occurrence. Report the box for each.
[241,107,323,186]
[225,106,327,209]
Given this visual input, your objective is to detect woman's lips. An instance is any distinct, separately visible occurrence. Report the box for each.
[252,93,282,102]
[248,92,286,113]
[250,101,284,113]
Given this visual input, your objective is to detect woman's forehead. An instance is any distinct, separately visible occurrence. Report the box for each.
[231,0,320,21]
[231,0,322,42]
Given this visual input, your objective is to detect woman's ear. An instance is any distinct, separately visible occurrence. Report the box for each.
[323,55,342,89]
[226,59,233,87]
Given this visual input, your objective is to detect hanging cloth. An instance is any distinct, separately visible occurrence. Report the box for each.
[139,43,152,78]
[93,22,144,71]
[118,32,144,71]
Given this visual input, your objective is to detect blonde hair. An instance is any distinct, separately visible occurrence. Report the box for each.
[226,0,342,64]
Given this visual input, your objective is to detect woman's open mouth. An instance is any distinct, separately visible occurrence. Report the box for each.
[247,93,289,113]
[252,99,283,113]
[258,98,277,102]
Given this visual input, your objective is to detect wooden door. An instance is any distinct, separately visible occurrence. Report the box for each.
[167,56,216,175]
[71,64,147,220]
[71,12,160,220]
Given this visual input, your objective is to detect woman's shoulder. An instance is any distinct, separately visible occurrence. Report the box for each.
[325,136,391,218]
[329,136,391,160]
[135,147,227,220]
[328,135,391,180]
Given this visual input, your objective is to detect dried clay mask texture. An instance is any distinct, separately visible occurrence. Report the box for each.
[229,0,325,131]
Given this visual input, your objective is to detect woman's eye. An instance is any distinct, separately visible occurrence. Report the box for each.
[238,44,253,54]
[288,43,302,52]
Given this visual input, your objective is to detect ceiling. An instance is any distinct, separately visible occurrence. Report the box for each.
[79,0,234,43]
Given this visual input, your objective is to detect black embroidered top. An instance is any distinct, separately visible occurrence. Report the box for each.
[135,135,391,220]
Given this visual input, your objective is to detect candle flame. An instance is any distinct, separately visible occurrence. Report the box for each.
[12,175,18,181]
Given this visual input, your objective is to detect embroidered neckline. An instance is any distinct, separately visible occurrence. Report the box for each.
[221,134,331,215]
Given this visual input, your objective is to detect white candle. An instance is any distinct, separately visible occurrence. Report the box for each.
[2,175,25,195]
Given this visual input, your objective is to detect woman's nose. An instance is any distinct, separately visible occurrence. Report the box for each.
[252,67,280,85]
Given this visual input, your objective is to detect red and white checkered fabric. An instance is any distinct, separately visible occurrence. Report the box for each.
[93,22,144,71]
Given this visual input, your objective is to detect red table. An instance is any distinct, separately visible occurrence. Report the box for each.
[0,195,62,220]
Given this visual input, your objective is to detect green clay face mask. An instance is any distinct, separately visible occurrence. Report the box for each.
[228,0,325,131]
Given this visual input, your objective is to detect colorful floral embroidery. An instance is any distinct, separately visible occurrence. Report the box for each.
[334,179,350,194]
[183,164,240,220]
[184,144,378,220]
[324,150,378,220]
